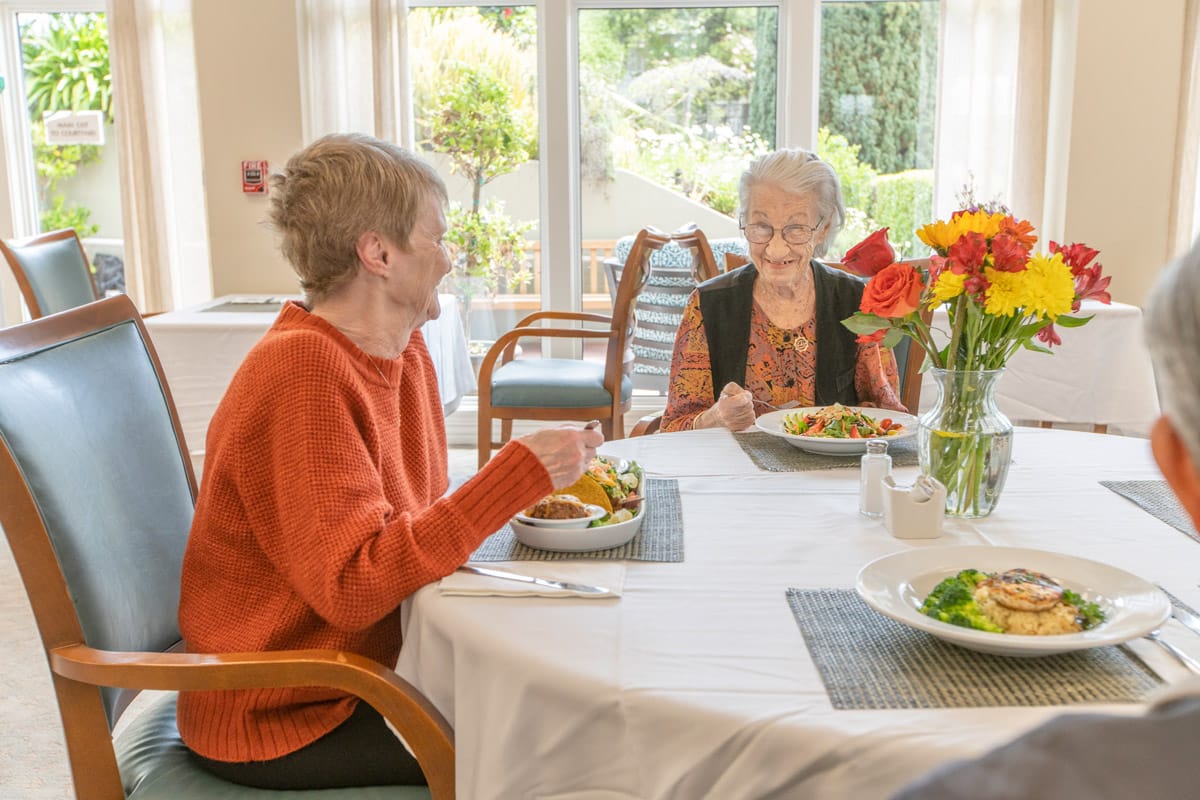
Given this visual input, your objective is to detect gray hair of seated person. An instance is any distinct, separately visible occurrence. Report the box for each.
[268,133,447,303]
[737,148,846,259]
[1146,234,1200,464]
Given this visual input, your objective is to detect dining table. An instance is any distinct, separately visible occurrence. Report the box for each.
[398,425,1200,799]
[143,294,475,458]
[922,299,1160,434]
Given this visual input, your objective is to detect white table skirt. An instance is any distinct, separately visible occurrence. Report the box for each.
[144,294,474,455]
[920,300,1160,433]
[398,427,1200,799]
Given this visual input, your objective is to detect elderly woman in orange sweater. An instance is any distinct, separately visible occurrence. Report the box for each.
[177,133,602,790]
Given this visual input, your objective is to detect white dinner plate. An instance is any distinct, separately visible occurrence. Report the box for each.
[755,406,918,455]
[511,503,645,552]
[513,503,607,529]
[855,545,1169,657]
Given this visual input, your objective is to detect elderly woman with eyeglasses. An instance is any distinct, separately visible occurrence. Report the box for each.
[660,147,907,432]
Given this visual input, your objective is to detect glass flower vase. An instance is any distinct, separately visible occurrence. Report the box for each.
[918,368,1013,518]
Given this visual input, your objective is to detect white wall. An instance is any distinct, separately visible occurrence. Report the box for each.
[54,124,123,239]
[433,154,741,241]
[1058,0,1186,306]
[192,0,303,297]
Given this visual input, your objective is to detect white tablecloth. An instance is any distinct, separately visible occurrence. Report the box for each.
[144,294,475,455]
[921,300,1160,433]
[397,427,1200,799]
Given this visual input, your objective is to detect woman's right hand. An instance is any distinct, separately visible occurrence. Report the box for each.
[696,382,756,432]
[519,424,605,489]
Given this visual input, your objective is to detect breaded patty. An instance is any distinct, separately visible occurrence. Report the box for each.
[977,568,1064,612]
[975,585,1082,635]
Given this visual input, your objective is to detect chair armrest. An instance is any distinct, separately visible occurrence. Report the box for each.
[630,413,663,437]
[49,643,454,800]
[514,309,613,327]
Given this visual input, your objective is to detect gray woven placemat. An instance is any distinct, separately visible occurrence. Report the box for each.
[469,478,683,562]
[786,588,1161,709]
[1101,480,1199,543]
[735,431,918,472]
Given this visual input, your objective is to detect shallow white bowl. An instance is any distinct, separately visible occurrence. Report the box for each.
[755,406,918,455]
[856,545,1169,657]
[511,504,645,552]
[512,503,608,529]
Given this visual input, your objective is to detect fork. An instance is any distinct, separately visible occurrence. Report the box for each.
[752,398,801,412]
[1144,629,1200,675]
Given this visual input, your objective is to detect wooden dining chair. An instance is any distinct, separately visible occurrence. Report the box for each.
[0,295,453,799]
[600,224,725,396]
[476,226,670,468]
[0,228,101,319]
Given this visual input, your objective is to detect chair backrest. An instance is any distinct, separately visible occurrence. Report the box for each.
[606,226,747,393]
[896,305,933,413]
[605,228,670,396]
[0,228,101,319]
[0,295,197,732]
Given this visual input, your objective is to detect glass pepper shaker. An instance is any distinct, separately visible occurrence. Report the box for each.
[859,439,891,518]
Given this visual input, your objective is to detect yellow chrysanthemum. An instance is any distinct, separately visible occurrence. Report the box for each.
[984,252,1075,320]
[929,271,966,305]
[916,219,961,252]
[916,211,1007,253]
[954,211,1005,241]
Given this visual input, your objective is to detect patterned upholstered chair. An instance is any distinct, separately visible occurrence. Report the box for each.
[604,225,749,394]
[0,295,453,799]
[476,227,670,468]
[0,228,100,319]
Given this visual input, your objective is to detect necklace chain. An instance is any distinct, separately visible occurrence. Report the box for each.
[370,358,391,388]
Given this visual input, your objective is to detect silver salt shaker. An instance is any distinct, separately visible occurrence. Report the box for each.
[859,439,891,518]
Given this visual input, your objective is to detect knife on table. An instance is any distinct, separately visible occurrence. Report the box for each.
[1171,598,1200,638]
[456,565,612,595]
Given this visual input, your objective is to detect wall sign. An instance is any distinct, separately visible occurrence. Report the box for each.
[43,111,105,145]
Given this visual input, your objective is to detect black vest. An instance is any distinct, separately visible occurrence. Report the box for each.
[696,261,866,404]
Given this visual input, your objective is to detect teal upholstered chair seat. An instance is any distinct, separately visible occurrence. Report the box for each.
[117,694,429,799]
[490,358,634,408]
[0,296,454,800]
[0,228,100,318]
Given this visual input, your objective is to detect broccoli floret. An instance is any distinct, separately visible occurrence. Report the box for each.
[920,571,1004,633]
[1062,589,1106,630]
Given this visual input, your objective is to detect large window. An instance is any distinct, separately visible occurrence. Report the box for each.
[819,0,937,258]
[405,1,937,360]
[0,3,125,320]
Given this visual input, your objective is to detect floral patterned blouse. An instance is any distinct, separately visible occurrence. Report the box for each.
[660,289,906,432]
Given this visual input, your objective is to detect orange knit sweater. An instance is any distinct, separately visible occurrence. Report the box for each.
[177,302,552,762]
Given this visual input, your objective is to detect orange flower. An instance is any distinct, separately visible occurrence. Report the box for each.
[999,217,1037,249]
[860,262,924,319]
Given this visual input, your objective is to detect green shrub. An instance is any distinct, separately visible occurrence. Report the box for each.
[817,128,877,213]
[870,170,933,258]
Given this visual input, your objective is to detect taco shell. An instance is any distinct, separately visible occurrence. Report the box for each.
[554,474,612,513]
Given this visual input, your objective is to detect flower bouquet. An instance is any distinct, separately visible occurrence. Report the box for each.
[842,210,1111,517]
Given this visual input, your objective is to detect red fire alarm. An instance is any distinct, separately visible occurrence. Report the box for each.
[242,160,268,194]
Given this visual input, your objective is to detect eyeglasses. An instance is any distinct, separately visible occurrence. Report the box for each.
[740,219,824,246]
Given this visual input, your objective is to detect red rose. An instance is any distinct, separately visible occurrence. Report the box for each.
[860,262,923,319]
[842,228,895,277]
